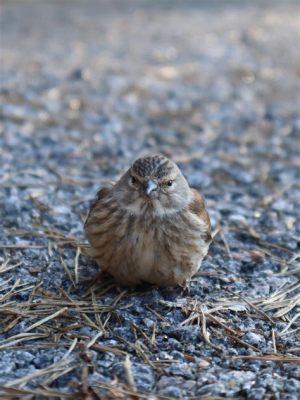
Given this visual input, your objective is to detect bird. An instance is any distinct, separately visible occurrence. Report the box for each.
[84,154,212,287]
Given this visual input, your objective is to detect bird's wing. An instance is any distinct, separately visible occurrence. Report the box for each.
[189,188,212,243]
[84,187,111,228]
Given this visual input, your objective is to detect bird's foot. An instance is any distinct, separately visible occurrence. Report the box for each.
[81,270,110,287]
[179,279,191,296]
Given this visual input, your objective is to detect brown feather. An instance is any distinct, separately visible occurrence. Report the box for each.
[84,187,111,228]
[84,156,212,287]
[189,189,212,243]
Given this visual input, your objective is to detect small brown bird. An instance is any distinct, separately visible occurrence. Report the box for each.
[85,154,212,287]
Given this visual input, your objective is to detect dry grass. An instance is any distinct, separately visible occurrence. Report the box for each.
[0,222,299,398]
[160,278,300,358]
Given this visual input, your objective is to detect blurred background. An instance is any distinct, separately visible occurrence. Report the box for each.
[1,0,300,236]
[1,0,299,180]
[0,1,300,398]
[1,0,300,245]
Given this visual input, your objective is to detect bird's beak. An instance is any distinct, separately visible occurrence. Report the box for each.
[143,180,157,196]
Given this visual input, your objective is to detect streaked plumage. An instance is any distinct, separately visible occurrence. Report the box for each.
[85,155,212,286]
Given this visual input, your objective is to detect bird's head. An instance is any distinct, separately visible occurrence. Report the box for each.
[114,154,191,216]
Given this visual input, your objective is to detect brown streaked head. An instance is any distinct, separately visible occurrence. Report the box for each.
[132,154,173,180]
[114,154,192,215]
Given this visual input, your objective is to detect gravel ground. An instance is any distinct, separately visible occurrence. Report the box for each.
[0,0,300,399]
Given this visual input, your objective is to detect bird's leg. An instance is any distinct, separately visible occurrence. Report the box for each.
[81,270,110,287]
[180,279,191,296]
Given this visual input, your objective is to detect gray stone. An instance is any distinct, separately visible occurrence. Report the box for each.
[242,332,265,346]
[0,1,299,398]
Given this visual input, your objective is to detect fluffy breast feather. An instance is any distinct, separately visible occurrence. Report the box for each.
[84,186,212,286]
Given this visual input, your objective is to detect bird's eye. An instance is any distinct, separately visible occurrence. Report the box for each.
[130,176,137,184]
[167,180,173,187]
